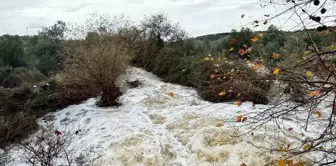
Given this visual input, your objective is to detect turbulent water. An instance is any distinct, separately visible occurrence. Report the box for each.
[6,68,329,166]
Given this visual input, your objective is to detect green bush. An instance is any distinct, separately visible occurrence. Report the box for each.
[262,25,286,47]
[2,74,24,88]
[223,28,255,52]
[152,47,209,87]
[260,41,282,65]
[143,43,270,104]
[131,39,162,71]
[1,67,46,88]
[0,35,27,68]
[199,58,270,104]
[0,67,11,83]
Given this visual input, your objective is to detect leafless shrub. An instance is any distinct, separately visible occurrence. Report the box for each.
[62,13,134,107]
[18,129,75,166]
[0,113,37,148]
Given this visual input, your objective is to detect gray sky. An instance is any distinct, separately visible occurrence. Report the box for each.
[0,0,334,37]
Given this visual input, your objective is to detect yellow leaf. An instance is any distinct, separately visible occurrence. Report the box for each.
[236,115,243,122]
[272,53,280,59]
[277,157,286,166]
[229,47,234,51]
[204,57,210,61]
[273,67,280,75]
[303,144,310,151]
[305,71,313,78]
[294,161,304,166]
[219,91,226,96]
[263,20,268,25]
[303,50,311,56]
[237,93,241,97]
[328,44,336,51]
[308,90,321,97]
[312,111,322,118]
[251,37,258,42]
[259,33,263,38]
[169,92,175,97]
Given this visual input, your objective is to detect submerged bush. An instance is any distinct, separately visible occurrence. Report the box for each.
[63,35,130,107]
[199,57,270,104]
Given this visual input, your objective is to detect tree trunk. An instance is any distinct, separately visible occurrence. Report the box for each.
[97,85,122,107]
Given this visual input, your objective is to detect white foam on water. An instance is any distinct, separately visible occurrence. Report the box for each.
[5,67,332,166]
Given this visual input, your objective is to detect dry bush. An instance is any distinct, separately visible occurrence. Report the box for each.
[62,34,130,107]
[0,113,37,148]
[0,86,38,148]
[61,13,134,107]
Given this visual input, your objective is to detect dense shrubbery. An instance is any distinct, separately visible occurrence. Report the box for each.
[131,21,334,105]
[132,23,287,104]
[200,57,271,104]
[0,80,97,148]
[0,15,131,148]
[152,46,209,87]
[0,21,71,148]
[0,67,46,88]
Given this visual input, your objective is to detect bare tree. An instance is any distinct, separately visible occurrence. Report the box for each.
[227,0,336,165]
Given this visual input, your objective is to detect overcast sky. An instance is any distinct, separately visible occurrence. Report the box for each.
[0,0,334,37]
